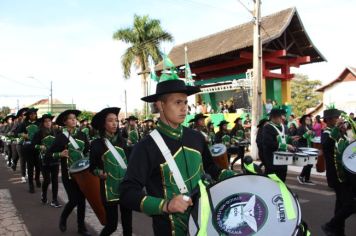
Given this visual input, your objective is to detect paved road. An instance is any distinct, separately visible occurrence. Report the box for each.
[1,154,355,235]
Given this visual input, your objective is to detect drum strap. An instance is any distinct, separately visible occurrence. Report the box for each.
[269,123,286,144]
[63,130,80,150]
[104,139,127,169]
[197,180,210,236]
[150,130,188,194]
[268,174,296,220]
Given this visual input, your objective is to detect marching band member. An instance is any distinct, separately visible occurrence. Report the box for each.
[141,118,155,138]
[206,121,215,146]
[17,108,41,193]
[230,117,246,168]
[120,72,235,235]
[215,120,230,146]
[321,107,355,236]
[46,109,90,235]
[90,107,132,236]
[296,115,316,185]
[262,108,295,182]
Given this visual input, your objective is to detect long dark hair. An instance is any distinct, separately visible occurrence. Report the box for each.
[315,115,321,124]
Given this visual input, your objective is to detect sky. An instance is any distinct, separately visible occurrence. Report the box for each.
[0,0,355,113]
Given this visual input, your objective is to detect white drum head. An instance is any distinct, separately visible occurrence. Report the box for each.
[210,144,227,157]
[342,142,356,174]
[189,175,301,236]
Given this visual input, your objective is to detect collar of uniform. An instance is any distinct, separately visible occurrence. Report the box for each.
[270,121,282,128]
[156,119,182,140]
[63,127,78,136]
[105,133,118,144]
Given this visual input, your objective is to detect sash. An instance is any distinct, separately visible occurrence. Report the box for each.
[63,130,80,150]
[269,123,286,144]
[150,129,188,194]
[104,138,127,169]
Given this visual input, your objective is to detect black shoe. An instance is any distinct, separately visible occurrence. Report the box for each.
[59,218,67,232]
[321,223,336,236]
[50,200,62,208]
[29,185,35,193]
[78,226,91,236]
[36,180,41,188]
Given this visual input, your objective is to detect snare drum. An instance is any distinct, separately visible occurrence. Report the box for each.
[304,151,318,165]
[189,174,302,236]
[210,144,229,169]
[293,153,308,166]
[342,141,356,174]
[273,151,294,165]
[298,147,319,154]
[69,159,106,225]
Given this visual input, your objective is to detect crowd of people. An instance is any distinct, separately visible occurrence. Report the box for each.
[0,81,355,235]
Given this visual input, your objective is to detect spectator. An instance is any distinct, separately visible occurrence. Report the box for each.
[202,102,207,114]
[190,104,196,114]
[312,115,323,137]
[196,102,203,114]
[207,103,212,114]
[265,99,273,114]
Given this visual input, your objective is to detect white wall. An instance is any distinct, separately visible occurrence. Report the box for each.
[323,81,356,113]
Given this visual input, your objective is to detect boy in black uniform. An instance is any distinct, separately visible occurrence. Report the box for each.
[321,107,356,236]
[262,108,295,182]
[120,74,235,235]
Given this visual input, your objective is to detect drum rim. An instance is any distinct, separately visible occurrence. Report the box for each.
[210,143,227,157]
[189,174,302,235]
[342,141,356,173]
[69,159,90,174]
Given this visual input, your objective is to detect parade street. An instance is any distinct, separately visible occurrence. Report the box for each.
[0,155,354,236]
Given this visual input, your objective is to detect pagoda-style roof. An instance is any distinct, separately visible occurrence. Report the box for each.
[153,7,325,77]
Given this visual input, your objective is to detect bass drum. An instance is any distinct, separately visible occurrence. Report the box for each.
[69,159,107,225]
[342,141,356,174]
[210,143,229,169]
[189,175,301,236]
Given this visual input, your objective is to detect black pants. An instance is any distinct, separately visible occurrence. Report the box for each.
[61,176,86,228]
[228,146,245,169]
[265,165,287,182]
[5,143,12,165]
[300,164,313,181]
[10,143,18,167]
[327,182,356,235]
[42,165,59,201]
[100,203,132,236]
[23,144,41,186]
[15,144,27,177]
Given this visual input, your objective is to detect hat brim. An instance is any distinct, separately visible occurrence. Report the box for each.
[141,86,201,103]
[92,107,120,130]
[56,109,81,126]
[39,115,55,123]
[25,108,38,116]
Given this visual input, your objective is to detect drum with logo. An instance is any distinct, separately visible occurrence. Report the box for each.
[273,151,294,165]
[189,174,302,236]
[69,159,106,225]
[342,141,356,175]
[293,153,308,166]
[210,144,229,169]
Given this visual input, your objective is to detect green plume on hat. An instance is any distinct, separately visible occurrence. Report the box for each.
[159,52,179,82]
[326,103,336,110]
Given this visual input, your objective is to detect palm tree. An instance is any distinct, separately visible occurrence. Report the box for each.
[113,14,173,115]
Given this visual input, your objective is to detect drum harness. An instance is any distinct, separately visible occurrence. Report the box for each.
[269,122,287,148]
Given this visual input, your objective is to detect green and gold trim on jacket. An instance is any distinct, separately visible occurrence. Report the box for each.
[94,145,127,202]
[222,134,231,146]
[303,127,315,148]
[35,134,55,159]
[324,127,349,183]
[26,122,39,141]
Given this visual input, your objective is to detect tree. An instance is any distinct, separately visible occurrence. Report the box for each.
[291,74,322,117]
[113,14,173,115]
[0,106,11,117]
[78,110,95,122]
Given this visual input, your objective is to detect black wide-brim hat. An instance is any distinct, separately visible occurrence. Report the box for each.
[269,108,282,117]
[92,107,121,130]
[16,107,29,118]
[39,114,55,123]
[125,115,138,121]
[218,120,229,127]
[4,114,16,122]
[141,80,201,103]
[56,109,81,126]
[323,109,341,119]
[193,113,208,123]
[25,108,38,117]
[144,119,154,123]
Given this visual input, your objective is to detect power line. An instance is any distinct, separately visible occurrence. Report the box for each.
[0,74,48,90]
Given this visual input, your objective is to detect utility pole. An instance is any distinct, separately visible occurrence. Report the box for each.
[251,0,263,159]
[50,81,53,113]
[124,89,128,118]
